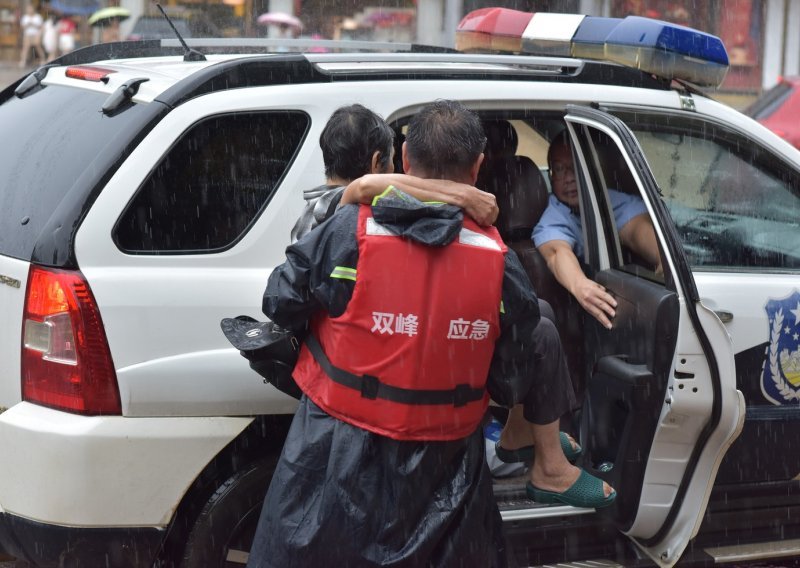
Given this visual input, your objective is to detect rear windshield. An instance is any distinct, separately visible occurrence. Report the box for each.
[0,83,160,262]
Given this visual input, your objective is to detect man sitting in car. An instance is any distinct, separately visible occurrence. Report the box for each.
[533,130,662,329]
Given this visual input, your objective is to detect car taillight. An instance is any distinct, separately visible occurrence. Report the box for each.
[22,266,121,415]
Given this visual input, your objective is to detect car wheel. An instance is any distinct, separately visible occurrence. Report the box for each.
[179,457,277,568]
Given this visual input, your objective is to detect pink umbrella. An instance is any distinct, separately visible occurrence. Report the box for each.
[257,12,303,30]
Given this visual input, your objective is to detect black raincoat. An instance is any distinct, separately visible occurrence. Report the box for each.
[246,193,540,568]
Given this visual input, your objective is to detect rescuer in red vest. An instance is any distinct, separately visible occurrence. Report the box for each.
[247,100,613,568]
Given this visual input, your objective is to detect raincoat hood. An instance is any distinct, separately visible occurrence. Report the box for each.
[371,186,463,247]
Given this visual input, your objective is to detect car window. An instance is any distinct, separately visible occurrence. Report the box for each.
[114,111,309,254]
[566,123,662,281]
[746,81,793,120]
[615,110,800,272]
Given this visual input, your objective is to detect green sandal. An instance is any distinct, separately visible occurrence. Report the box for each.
[526,469,616,509]
[495,431,582,464]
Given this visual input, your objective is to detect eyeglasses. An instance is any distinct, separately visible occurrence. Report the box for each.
[550,163,573,179]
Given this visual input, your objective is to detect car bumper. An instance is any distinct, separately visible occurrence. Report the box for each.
[0,512,163,568]
[0,402,252,528]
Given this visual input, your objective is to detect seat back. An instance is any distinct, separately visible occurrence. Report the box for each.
[479,120,561,305]
[480,120,585,392]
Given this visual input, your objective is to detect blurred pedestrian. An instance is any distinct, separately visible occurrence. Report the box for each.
[100,19,120,43]
[18,3,45,68]
[57,15,76,55]
[42,13,58,61]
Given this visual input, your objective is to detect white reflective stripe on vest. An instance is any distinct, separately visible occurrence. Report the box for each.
[366,218,502,251]
[366,217,395,237]
[458,227,502,251]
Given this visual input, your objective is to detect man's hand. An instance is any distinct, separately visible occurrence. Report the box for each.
[539,239,617,330]
[343,174,498,226]
[462,188,498,226]
[571,277,617,330]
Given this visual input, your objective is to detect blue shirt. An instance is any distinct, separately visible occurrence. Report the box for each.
[532,189,647,261]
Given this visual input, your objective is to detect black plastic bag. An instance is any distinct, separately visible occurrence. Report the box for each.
[220,316,303,399]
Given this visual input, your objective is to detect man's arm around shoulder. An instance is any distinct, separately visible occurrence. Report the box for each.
[342,174,498,226]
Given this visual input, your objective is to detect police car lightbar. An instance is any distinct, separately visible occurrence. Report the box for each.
[456,8,729,88]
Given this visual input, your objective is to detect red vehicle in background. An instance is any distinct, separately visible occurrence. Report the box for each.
[747,76,800,149]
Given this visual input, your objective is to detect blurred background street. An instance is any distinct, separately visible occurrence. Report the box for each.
[2,0,796,112]
[0,60,25,88]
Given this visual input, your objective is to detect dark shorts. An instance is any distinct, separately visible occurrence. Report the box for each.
[522,316,578,425]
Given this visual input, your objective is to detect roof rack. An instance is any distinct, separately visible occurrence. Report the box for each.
[47,38,457,68]
[44,39,671,108]
[170,38,457,54]
[150,50,668,109]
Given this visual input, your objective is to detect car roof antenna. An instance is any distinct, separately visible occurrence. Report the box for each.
[155,2,206,62]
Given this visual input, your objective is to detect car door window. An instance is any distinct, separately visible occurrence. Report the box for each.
[568,124,663,282]
[614,110,800,272]
[114,111,309,254]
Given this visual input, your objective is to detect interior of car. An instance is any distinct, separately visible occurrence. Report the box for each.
[389,110,678,531]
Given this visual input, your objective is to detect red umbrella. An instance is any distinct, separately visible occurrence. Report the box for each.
[257,12,303,30]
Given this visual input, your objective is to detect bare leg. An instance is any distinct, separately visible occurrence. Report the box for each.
[497,404,533,450]
[33,39,45,65]
[19,36,31,67]
[499,404,579,453]
[529,419,614,497]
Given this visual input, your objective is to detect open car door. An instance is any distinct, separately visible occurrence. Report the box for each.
[563,105,745,567]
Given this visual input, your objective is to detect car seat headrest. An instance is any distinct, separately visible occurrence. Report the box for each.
[482,120,518,160]
[493,159,550,242]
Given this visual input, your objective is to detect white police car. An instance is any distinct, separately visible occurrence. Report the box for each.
[0,7,797,567]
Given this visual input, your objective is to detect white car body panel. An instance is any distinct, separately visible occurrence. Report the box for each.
[0,256,27,409]
[0,402,251,526]
[627,303,745,566]
[694,272,800,355]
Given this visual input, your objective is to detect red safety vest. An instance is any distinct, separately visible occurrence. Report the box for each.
[293,205,507,441]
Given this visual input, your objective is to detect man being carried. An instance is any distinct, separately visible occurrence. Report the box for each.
[291,102,499,243]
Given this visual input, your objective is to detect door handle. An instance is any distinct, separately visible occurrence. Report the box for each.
[714,310,733,323]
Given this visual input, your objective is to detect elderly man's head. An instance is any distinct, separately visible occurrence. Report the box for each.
[403,100,486,183]
[547,130,579,209]
[320,104,395,183]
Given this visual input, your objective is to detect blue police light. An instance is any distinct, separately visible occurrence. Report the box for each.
[571,16,623,60]
[604,16,729,87]
[455,9,730,88]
